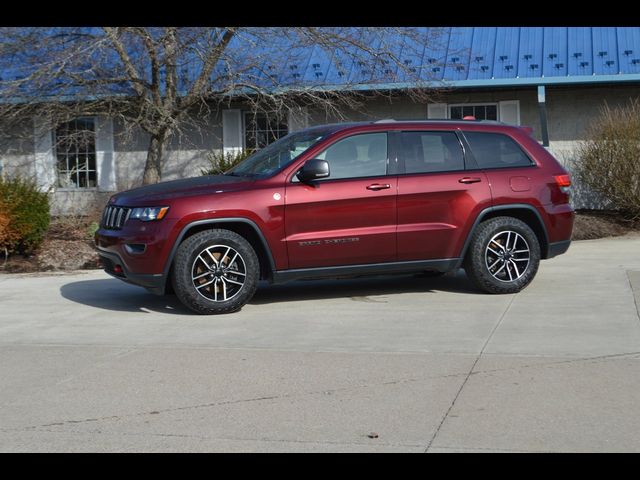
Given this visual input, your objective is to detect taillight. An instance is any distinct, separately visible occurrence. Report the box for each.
[554,174,571,194]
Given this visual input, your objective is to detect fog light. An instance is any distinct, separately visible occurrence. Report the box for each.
[114,264,123,274]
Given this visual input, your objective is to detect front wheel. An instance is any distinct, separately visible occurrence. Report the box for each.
[463,216,541,294]
[171,229,259,314]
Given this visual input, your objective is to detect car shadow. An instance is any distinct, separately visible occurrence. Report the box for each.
[250,269,481,305]
[59,279,196,315]
[59,269,481,314]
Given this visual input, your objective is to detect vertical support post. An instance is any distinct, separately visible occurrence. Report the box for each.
[538,85,550,147]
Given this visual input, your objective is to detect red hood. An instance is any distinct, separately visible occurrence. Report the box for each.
[110,175,255,206]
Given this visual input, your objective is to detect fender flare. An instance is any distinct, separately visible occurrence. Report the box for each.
[457,204,550,266]
[162,217,277,279]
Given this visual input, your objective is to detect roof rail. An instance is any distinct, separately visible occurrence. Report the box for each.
[372,118,507,125]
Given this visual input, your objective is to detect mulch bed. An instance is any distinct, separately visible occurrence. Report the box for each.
[1,216,101,273]
[1,210,639,274]
[571,209,638,240]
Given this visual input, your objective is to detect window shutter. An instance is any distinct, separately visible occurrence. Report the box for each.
[427,103,448,119]
[222,109,243,154]
[96,117,117,191]
[499,100,520,125]
[288,107,309,132]
[33,117,56,191]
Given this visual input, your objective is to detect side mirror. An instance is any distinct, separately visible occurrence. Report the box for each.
[296,159,330,183]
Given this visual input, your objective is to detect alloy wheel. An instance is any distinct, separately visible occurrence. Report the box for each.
[484,230,531,283]
[191,244,247,302]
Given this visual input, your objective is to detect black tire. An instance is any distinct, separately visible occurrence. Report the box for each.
[171,229,259,314]
[463,216,541,294]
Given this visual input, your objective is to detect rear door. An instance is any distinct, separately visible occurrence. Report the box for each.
[284,132,397,269]
[396,129,493,261]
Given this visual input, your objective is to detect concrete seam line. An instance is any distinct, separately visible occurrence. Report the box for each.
[627,270,640,325]
[0,427,427,449]
[423,293,518,453]
[20,369,475,431]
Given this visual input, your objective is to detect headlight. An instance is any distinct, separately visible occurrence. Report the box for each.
[129,206,169,222]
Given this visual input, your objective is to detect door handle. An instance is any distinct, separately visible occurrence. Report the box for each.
[458,177,482,184]
[366,183,391,191]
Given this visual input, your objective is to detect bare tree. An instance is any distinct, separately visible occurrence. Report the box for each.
[0,27,450,185]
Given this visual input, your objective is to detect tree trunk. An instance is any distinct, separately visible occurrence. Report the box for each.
[142,132,168,185]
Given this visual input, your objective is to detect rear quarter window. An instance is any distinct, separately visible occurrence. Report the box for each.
[464,131,534,169]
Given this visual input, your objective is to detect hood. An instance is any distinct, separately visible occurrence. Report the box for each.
[111,175,254,205]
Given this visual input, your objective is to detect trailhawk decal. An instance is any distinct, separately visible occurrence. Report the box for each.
[298,237,360,247]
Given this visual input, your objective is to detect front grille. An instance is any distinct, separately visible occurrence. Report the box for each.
[102,206,131,230]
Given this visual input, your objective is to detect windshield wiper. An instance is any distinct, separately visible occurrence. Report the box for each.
[225,171,255,178]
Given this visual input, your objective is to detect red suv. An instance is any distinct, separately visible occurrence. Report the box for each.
[95,120,574,314]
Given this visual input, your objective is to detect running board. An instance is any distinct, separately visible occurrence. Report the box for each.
[271,258,461,284]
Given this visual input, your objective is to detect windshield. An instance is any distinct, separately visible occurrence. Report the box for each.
[227,128,334,178]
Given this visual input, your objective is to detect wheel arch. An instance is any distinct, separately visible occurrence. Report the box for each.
[460,204,550,263]
[163,218,276,291]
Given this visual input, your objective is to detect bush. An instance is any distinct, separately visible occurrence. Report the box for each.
[200,149,252,176]
[0,177,50,254]
[0,199,20,257]
[573,100,640,220]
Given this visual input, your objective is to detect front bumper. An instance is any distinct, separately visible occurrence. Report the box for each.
[97,248,166,295]
[94,218,178,295]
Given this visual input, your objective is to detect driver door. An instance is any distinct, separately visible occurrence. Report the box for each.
[284,132,397,269]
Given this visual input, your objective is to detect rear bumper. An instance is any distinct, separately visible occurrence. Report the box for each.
[97,248,166,295]
[538,202,574,259]
[546,240,571,259]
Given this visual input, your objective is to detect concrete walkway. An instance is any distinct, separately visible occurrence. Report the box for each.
[1,234,639,452]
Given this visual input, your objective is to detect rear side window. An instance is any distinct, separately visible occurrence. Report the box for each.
[400,131,464,174]
[464,132,533,169]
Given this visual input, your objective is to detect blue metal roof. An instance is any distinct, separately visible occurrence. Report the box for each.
[222,27,640,93]
[275,27,640,90]
[3,27,640,103]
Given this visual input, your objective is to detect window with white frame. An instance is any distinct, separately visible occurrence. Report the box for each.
[449,104,498,121]
[244,112,288,152]
[55,118,97,189]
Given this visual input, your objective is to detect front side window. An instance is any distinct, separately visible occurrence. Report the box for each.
[55,118,97,189]
[244,112,288,151]
[464,131,533,169]
[315,133,388,180]
[450,104,498,121]
[400,131,465,174]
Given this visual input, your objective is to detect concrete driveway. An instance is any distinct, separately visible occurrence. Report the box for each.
[1,234,640,452]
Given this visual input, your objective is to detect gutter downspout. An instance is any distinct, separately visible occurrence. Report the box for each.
[537,85,550,147]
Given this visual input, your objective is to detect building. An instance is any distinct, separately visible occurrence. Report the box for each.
[2,27,640,213]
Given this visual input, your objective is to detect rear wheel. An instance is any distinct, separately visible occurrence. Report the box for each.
[464,216,540,294]
[171,229,259,314]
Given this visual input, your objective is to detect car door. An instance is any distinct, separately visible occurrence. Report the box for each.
[284,132,397,269]
[395,129,493,261]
